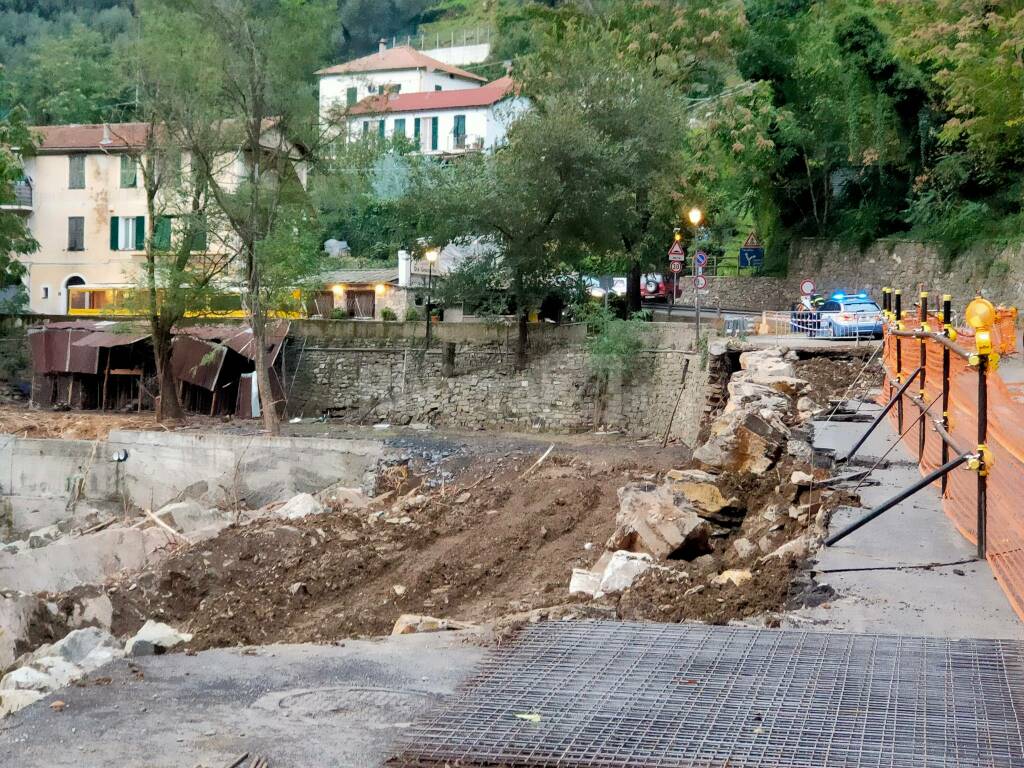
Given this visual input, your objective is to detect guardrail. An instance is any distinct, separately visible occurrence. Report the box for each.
[754,310,883,341]
[825,288,1024,621]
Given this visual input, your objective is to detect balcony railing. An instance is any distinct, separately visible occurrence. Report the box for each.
[2,180,32,211]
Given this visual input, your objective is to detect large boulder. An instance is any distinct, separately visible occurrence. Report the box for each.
[153,501,231,540]
[693,408,788,476]
[277,493,325,521]
[738,348,797,379]
[598,551,653,594]
[609,483,711,560]
[125,620,193,657]
[37,627,122,673]
[666,473,742,525]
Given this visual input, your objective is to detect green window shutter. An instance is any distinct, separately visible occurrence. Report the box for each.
[135,216,145,250]
[394,119,406,137]
[120,155,137,188]
[346,86,357,107]
[378,120,385,138]
[431,117,438,150]
[414,118,421,138]
[154,216,172,250]
[110,216,119,250]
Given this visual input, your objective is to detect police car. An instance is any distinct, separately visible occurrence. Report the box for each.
[814,292,883,338]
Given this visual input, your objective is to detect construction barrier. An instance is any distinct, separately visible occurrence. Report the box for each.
[756,310,882,340]
[879,291,1024,620]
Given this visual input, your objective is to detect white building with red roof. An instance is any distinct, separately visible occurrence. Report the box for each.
[317,42,528,155]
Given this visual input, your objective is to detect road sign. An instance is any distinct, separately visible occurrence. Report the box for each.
[694,275,708,290]
[695,251,708,268]
[742,231,762,248]
[669,260,683,274]
[800,278,816,296]
[739,247,764,269]
[668,240,685,260]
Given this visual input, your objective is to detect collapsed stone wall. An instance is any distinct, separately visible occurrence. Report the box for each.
[284,326,713,445]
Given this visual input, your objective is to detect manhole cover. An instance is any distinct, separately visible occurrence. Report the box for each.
[253,686,438,728]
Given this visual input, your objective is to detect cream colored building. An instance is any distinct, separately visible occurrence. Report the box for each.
[13,122,307,315]
[13,123,152,314]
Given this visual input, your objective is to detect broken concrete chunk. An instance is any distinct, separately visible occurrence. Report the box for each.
[568,568,602,598]
[712,569,753,587]
[0,689,43,718]
[125,620,193,657]
[1,665,58,693]
[391,614,473,635]
[27,525,62,549]
[763,536,809,562]
[153,501,230,539]
[790,470,814,486]
[37,627,122,672]
[597,551,652,595]
[738,349,797,379]
[609,483,711,560]
[277,493,325,520]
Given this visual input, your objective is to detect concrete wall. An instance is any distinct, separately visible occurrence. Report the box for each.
[0,431,384,541]
[285,324,711,444]
[701,239,1024,312]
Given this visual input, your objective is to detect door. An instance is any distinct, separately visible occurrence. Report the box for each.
[346,290,375,318]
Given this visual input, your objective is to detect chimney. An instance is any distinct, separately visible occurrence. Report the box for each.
[99,124,113,146]
[398,249,412,287]
[379,38,387,54]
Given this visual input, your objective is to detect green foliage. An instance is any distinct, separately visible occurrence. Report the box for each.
[580,304,647,381]
[403,306,420,321]
[0,68,36,292]
[380,306,397,321]
[330,307,348,319]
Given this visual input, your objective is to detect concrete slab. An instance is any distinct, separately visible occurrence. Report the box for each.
[0,631,486,767]
[786,412,1024,639]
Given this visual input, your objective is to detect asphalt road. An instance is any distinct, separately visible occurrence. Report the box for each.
[0,632,486,768]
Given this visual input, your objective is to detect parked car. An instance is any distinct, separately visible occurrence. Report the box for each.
[610,277,627,296]
[815,292,883,338]
[640,273,669,302]
[582,276,607,299]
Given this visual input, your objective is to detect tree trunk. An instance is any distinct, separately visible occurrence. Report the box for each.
[515,311,529,371]
[251,317,280,435]
[627,261,643,315]
[153,324,184,421]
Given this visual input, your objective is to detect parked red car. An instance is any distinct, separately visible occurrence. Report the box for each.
[640,273,669,302]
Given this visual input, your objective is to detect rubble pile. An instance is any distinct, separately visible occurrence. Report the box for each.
[567,347,845,624]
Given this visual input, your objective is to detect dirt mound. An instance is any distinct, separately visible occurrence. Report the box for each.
[106,454,660,649]
[795,352,883,406]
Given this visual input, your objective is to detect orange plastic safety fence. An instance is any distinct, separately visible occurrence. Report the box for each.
[881,316,1024,621]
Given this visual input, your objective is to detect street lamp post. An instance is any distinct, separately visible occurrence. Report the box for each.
[688,207,704,345]
[425,248,439,345]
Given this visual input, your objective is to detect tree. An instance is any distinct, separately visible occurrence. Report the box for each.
[11,24,133,124]
[523,29,688,312]
[137,0,334,434]
[405,104,623,368]
[0,67,36,311]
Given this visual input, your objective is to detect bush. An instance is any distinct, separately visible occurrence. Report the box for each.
[329,308,348,320]
[404,306,420,321]
[380,307,397,321]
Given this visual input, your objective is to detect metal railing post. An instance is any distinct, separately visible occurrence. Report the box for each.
[919,292,928,461]
[895,290,904,432]
[941,294,952,494]
[977,352,989,559]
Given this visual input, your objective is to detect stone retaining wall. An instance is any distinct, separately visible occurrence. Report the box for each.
[285,325,712,445]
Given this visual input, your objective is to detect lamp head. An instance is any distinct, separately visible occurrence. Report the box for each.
[965,296,996,331]
[687,207,703,226]
[425,248,440,264]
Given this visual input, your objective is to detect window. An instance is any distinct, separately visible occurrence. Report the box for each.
[430,117,439,151]
[414,118,421,139]
[378,120,385,138]
[362,121,370,136]
[187,215,208,251]
[394,118,406,138]
[154,216,173,251]
[454,114,466,138]
[69,156,85,189]
[110,215,144,251]
[346,86,358,107]
[41,286,49,300]
[821,301,841,313]
[120,155,137,188]
[68,217,85,251]
[434,85,442,92]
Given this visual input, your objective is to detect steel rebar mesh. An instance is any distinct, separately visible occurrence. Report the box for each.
[394,621,1024,768]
